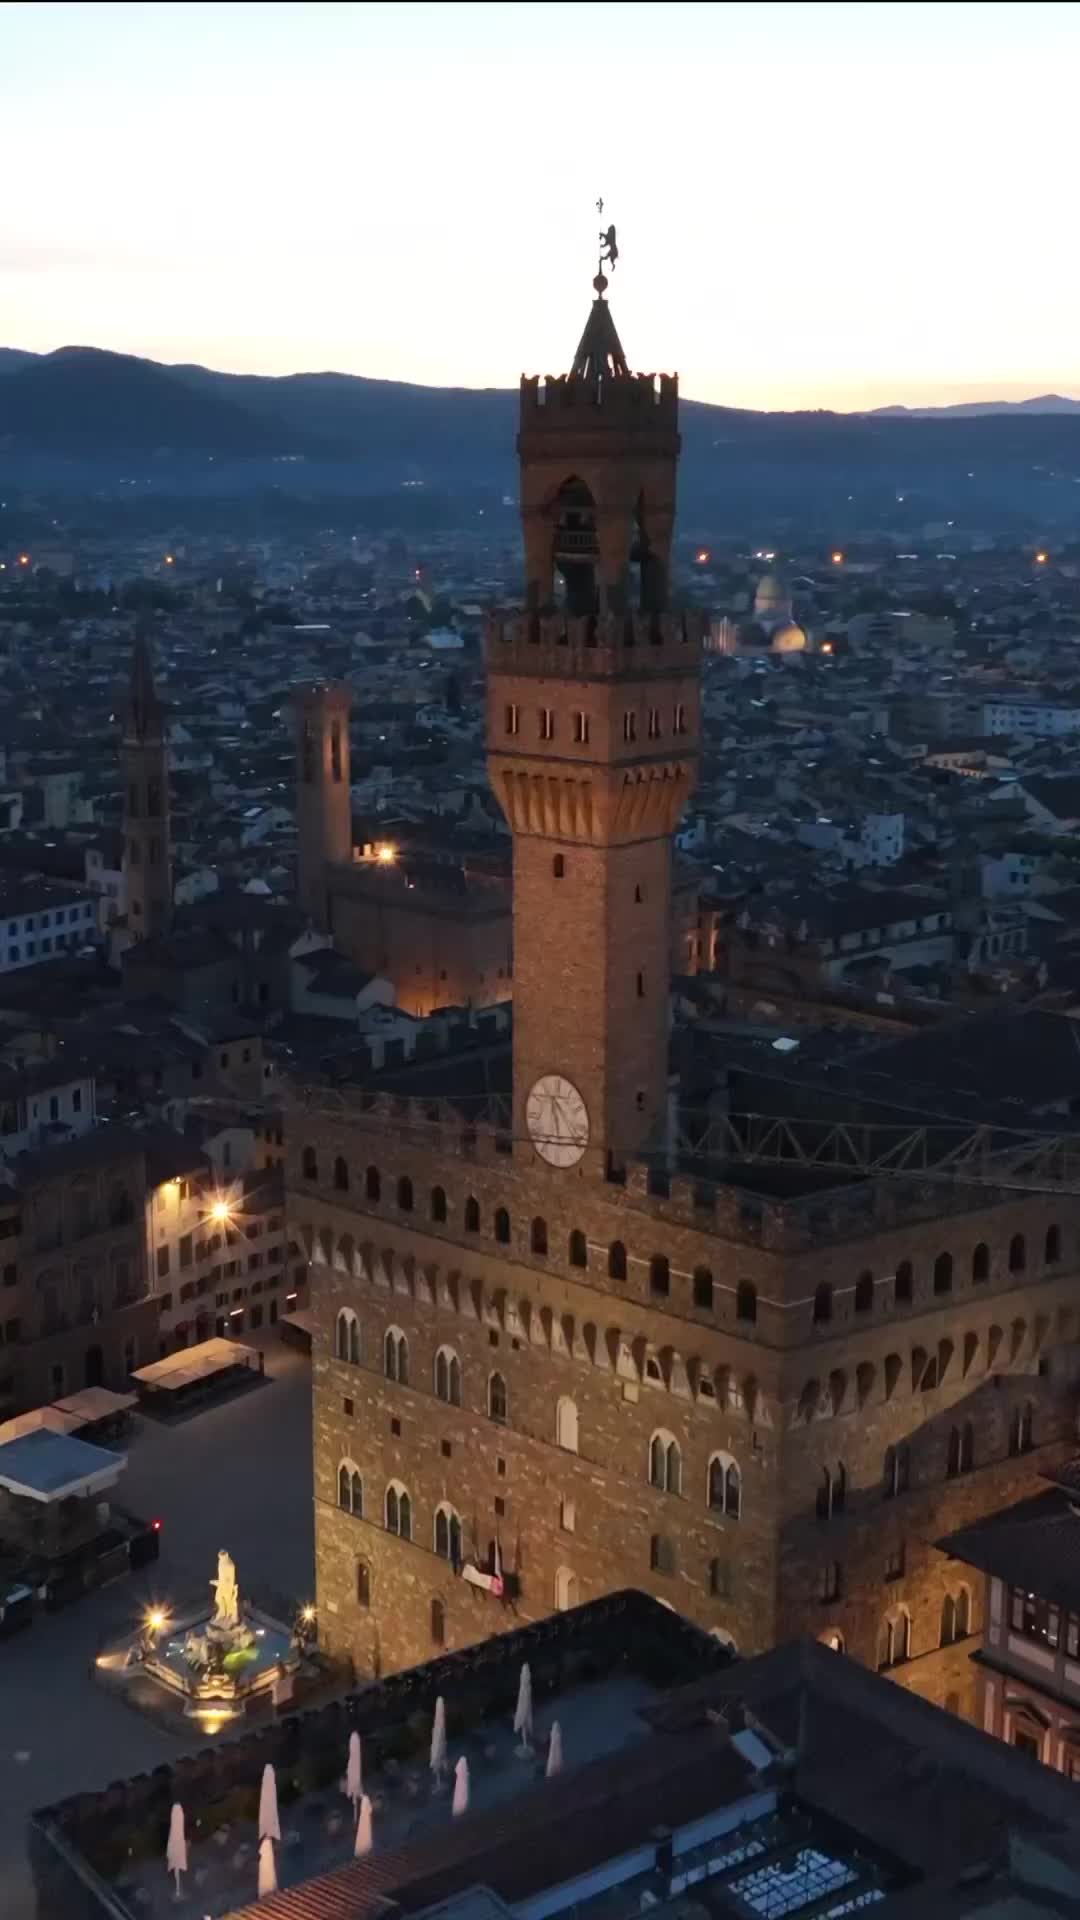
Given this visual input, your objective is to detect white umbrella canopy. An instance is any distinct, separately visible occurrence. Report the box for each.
[513,1663,533,1750]
[451,1756,470,1817]
[166,1802,187,1895]
[345,1730,363,1806]
[258,1833,278,1897]
[430,1696,448,1779]
[355,1793,374,1858]
[546,1720,563,1779]
[258,1763,281,1843]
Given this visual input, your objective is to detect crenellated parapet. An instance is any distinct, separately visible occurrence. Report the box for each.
[519,370,679,438]
[485,607,704,681]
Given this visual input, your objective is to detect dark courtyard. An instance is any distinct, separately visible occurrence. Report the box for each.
[0,1338,314,1920]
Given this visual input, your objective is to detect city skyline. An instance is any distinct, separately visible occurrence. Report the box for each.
[4,0,1080,412]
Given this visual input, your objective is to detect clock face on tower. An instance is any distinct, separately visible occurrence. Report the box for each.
[525,1074,590,1168]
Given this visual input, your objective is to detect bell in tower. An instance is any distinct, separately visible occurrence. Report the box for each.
[519,224,680,620]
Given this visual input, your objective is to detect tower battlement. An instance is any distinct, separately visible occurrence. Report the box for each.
[486,607,703,680]
[520,370,679,435]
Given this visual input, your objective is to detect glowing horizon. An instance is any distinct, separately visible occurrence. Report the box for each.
[4,0,1080,414]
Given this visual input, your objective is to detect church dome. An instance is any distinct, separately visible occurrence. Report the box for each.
[771,621,807,654]
[753,573,791,620]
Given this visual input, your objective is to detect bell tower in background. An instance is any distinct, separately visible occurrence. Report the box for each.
[294,682,353,930]
[486,236,703,1180]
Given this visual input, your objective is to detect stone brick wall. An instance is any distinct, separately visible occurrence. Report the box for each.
[293,1105,1080,1700]
[329,881,511,1018]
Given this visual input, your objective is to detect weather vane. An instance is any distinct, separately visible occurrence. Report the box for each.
[594,196,618,296]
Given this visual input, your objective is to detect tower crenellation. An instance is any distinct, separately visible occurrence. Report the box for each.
[520,369,679,429]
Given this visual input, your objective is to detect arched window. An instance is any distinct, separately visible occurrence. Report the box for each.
[709,1557,733,1599]
[736,1281,757,1324]
[464,1195,480,1233]
[385,1481,412,1539]
[494,1207,510,1245]
[608,1240,627,1281]
[335,1308,360,1366]
[568,1229,587,1269]
[708,1452,741,1519]
[333,1155,349,1192]
[972,1242,990,1284]
[1045,1223,1061,1265]
[649,1254,670,1297]
[693,1266,714,1310]
[434,1503,462,1565]
[955,1585,971,1637]
[397,1175,413,1212]
[430,1596,446,1646]
[933,1251,953,1296]
[882,1443,910,1499]
[552,854,565,878]
[302,1146,318,1181]
[1009,1400,1034,1456]
[854,1270,874,1314]
[384,1327,408,1384]
[648,1430,682,1495]
[555,1396,579,1453]
[554,1566,578,1612]
[356,1561,371,1607]
[894,1260,913,1304]
[365,1165,380,1202]
[878,1610,911,1670]
[816,1463,846,1520]
[1009,1233,1026,1273]
[531,1216,548,1256]
[813,1282,833,1325]
[488,1371,508,1424]
[337,1460,362,1516]
[434,1345,462,1406]
[430,1186,448,1224]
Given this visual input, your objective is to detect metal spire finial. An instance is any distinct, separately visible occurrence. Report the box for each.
[593,197,618,297]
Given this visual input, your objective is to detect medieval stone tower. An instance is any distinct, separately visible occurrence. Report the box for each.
[487,288,701,1174]
[292,260,1077,1709]
[122,632,172,942]
[294,682,353,929]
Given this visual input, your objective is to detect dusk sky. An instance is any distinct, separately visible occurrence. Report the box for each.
[4,0,1079,411]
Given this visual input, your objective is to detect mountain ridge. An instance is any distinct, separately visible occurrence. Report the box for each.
[4,346,1080,524]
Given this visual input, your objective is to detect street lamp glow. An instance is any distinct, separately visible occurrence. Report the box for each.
[300,1603,316,1624]
[375,843,397,865]
[209,1198,232,1225]
[1036,551,1048,564]
[831,551,844,565]
[145,1606,169,1634]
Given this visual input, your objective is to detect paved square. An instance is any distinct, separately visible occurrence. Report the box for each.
[0,1339,314,1920]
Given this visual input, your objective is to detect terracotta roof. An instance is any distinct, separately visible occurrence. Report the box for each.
[939,1486,1080,1613]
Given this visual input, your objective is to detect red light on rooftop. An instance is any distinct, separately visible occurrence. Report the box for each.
[151,1518,162,1532]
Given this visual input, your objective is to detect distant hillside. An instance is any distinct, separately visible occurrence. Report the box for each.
[4,345,1080,526]
[870,393,1080,418]
[0,347,322,455]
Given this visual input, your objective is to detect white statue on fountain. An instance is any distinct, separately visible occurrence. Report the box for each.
[210,1549,240,1629]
